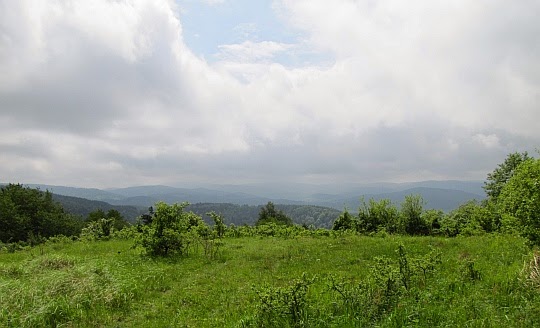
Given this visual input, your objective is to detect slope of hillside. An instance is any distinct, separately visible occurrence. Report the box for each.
[48,193,341,228]
[51,194,145,222]
[187,203,341,228]
[26,184,125,201]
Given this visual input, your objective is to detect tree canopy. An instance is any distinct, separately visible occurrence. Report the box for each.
[498,157,540,245]
[484,151,531,201]
[256,202,293,226]
[0,184,84,243]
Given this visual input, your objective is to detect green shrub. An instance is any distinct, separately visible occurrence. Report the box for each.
[332,210,356,231]
[401,195,429,235]
[441,200,492,236]
[245,273,315,327]
[499,158,540,245]
[357,198,400,234]
[135,202,206,256]
[80,218,114,241]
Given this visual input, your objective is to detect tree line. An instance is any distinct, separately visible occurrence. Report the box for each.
[330,151,540,245]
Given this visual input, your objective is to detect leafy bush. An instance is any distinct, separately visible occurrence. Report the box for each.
[86,209,129,232]
[207,211,226,238]
[441,200,493,236]
[401,195,429,235]
[357,198,400,233]
[484,151,531,201]
[332,209,356,231]
[80,218,114,241]
[135,202,205,256]
[421,209,444,234]
[499,158,540,245]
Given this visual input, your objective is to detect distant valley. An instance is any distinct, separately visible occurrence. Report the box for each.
[7,180,486,227]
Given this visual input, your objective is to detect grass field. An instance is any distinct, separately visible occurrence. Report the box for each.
[1,234,539,327]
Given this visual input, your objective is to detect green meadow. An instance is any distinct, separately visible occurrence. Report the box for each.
[1,233,539,327]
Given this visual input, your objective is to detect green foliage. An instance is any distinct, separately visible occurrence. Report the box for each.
[186,203,341,229]
[441,200,494,236]
[461,258,482,282]
[421,209,444,234]
[257,202,293,226]
[327,244,442,324]
[207,211,226,238]
[356,198,400,233]
[80,218,115,241]
[246,273,315,327]
[135,202,205,256]
[499,157,540,245]
[332,209,355,231]
[0,184,84,243]
[105,209,129,231]
[194,223,225,260]
[522,251,540,290]
[484,151,531,201]
[401,194,428,235]
[1,233,539,327]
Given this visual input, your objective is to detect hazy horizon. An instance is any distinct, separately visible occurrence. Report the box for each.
[9,179,487,196]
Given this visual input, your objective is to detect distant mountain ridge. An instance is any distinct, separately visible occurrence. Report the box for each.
[1,181,487,228]
[318,187,484,212]
[7,180,485,213]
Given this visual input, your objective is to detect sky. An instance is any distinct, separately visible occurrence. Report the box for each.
[0,0,539,188]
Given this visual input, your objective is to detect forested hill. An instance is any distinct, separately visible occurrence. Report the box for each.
[51,194,145,222]
[15,181,485,212]
[187,203,341,228]
[50,193,341,228]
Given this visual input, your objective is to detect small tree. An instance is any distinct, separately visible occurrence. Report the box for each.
[207,211,226,238]
[400,195,428,235]
[256,202,293,226]
[484,152,530,201]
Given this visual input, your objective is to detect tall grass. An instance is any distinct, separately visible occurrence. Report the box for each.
[0,234,538,327]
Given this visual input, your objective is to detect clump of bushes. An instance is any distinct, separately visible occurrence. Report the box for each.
[134,202,205,256]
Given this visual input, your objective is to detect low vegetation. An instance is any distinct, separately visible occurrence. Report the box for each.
[1,234,538,327]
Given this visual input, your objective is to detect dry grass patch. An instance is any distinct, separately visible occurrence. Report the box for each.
[523,251,540,289]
